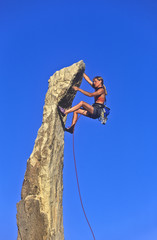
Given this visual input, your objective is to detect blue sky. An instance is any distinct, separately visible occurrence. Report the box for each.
[0,0,157,239]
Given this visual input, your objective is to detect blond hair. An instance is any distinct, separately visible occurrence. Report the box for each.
[93,76,107,95]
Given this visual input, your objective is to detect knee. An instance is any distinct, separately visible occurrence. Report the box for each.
[80,101,84,106]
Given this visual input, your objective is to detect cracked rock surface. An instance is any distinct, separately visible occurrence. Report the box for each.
[16,60,85,240]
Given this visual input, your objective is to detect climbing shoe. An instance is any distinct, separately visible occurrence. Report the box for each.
[58,106,66,116]
[65,125,75,134]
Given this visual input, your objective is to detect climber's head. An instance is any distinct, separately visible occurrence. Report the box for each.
[93,76,107,95]
[93,76,103,88]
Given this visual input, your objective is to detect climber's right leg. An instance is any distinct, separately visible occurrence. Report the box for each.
[65,109,88,134]
[72,109,88,125]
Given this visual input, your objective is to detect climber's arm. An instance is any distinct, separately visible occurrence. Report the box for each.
[83,73,93,87]
[73,86,104,97]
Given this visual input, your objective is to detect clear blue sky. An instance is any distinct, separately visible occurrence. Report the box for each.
[0,0,157,239]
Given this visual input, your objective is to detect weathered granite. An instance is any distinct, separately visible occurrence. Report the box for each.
[16,60,85,240]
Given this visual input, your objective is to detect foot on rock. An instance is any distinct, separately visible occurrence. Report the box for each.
[65,125,75,134]
[58,106,66,116]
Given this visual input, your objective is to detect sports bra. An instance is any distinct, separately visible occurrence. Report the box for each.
[94,86,106,103]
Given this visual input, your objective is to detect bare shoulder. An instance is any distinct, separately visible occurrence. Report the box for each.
[95,87,104,93]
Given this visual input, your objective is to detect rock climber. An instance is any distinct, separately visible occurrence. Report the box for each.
[58,73,108,133]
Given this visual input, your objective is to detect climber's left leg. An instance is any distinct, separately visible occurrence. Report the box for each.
[65,101,94,115]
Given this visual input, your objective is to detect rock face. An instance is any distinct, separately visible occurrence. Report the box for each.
[16,60,85,240]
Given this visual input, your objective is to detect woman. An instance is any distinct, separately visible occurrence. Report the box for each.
[59,73,107,133]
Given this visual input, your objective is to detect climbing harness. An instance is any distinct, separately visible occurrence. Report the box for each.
[98,105,110,124]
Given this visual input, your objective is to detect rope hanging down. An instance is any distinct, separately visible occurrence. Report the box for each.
[72,114,96,240]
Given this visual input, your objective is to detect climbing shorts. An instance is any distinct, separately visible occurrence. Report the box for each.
[87,103,104,119]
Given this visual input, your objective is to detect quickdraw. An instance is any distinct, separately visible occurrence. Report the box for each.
[98,105,110,124]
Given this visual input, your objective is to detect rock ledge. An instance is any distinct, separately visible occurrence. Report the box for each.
[16,60,85,240]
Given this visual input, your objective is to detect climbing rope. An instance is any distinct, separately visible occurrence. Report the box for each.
[72,114,96,240]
